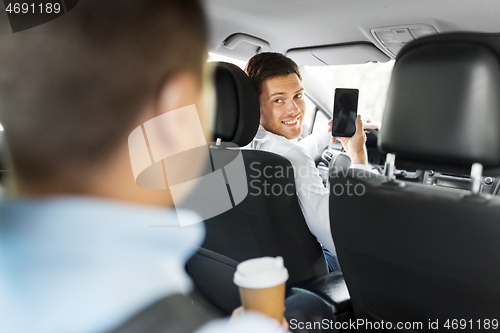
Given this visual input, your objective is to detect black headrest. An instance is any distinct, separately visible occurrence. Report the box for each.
[213,62,260,147]
[379,33,500,174]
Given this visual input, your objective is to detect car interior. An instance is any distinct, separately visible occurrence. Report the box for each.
[2,0,500,332]
[185,0,500,331]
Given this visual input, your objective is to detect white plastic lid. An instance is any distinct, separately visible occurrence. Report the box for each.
[233,256,289,289]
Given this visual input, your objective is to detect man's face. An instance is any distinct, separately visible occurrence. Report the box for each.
[259,73,305,140]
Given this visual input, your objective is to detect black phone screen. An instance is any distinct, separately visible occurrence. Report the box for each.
[331,88,359,137]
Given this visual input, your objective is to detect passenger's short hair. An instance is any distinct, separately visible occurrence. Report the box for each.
[245,52,302,96]
[0,0,207,181]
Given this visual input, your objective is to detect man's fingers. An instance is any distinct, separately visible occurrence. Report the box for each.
[355,115,367,143]
[228,306,245,325]
[231,306,244,318]
[282,318,289,330]
[355,115,364,134]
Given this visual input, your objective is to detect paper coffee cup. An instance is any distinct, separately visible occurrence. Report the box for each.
[233,256,289,322]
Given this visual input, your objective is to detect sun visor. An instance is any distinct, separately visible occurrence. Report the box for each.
[287,43,390,66]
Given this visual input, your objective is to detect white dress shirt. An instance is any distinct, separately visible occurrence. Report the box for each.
[245,125,372,256]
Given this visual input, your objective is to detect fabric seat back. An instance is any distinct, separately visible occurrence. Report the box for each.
[186,62,328,314]
[329,33,500,330]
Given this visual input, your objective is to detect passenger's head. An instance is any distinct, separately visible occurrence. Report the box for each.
[245,52,305,140]
[0,0,209,206]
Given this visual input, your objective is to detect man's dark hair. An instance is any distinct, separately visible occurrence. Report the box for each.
[245,52,301,96]
[0,0,207,182]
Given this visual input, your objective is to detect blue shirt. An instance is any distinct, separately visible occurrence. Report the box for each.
[0,196,283,333]
[0,196,206,332]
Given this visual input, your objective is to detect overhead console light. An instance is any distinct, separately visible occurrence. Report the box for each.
[371,24,438,58]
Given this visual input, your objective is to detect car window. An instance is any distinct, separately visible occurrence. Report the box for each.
[306,61,395,126]
[301,94,319,136]
[207,52,246,69]
[311,109,330,134]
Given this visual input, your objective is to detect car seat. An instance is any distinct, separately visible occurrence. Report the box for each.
[186,62,353,324]
[329,33,500,332]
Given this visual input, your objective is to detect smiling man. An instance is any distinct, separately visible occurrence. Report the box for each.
[245,52,370,268]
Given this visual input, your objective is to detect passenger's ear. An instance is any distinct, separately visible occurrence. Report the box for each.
[152,68,214,143]
[140,71,211,208]
[144,72,205,158]
[154,72,202,117]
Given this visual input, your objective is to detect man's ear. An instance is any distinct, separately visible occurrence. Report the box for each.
[154,72,202,117]
[139,72,210,208]
[151,69,214,144]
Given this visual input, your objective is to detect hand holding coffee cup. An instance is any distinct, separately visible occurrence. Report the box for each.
[233,256,289,323]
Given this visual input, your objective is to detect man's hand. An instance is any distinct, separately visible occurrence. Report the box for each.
[230,306,289,330]
[329,115,368,165]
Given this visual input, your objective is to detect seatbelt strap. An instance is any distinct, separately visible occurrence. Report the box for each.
[108,294,218,333]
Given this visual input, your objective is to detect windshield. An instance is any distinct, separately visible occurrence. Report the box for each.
[305,61,395,124]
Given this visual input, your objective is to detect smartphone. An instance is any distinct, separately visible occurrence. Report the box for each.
[331,88,359,137]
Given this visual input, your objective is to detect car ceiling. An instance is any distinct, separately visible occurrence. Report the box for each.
[205,0,500,61]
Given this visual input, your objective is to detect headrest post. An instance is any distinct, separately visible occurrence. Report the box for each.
[216,138,222,146]
[470,163,483,195]
[384,153,396,180]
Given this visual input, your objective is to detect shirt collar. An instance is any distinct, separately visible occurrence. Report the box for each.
[255,125,299,143]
